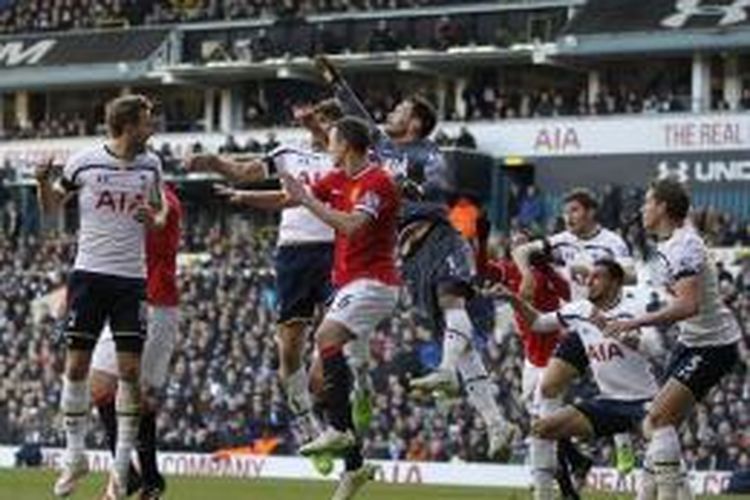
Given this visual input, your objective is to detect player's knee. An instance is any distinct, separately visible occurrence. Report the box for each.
[141,386,160,412]
[531,418,555,439]
[437,289,464,310]
[315,321,350,350]
[116,355,141,382]
[539,379,562,400]
[65,348,92,380]
[277,323,305,355]
[90,372,117,406]
[645,408,671,432]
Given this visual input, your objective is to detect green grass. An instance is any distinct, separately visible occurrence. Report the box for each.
[0,469,739,500]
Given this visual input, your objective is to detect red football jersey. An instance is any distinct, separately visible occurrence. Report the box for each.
[146,184,181,306]
[312,165,400,287]
[487,258,570,367]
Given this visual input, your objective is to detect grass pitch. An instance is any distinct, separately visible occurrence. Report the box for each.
[0,469,737,499]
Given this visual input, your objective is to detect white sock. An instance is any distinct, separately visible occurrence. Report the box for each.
[458,348,504,428]
[531,394,561,499]
[638,457,657,500]
[648,426,682,500]
[113,381,140,487]
[61,377,89,464]
[284,368,319,438]
[441,308,472,372]
[677,465,694,500]
[345,336,372,394]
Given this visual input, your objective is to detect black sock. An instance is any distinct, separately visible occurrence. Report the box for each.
[344,443,364,472]
[137,411,159,486]
[556,440,579,499]
[97,401,117,454]
[320,345,354,433]
[560,438,590,471]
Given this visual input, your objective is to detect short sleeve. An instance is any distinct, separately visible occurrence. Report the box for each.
[670,236,705,282]
[558,300,594,326]
[61,153,84,192]
[353,173,396,219]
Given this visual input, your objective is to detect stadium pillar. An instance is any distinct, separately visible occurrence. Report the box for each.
[436,79,447,120]
[723,54,741,110]
[455,78,467,120]
[219,88,244,132]
[691,52,711,112]
[587,70,600,109]
[204,88,216,132]
[220,88,233,132]
[14,91,30,129]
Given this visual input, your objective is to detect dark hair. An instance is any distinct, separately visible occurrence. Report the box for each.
[406,95,437,138]
[106,94,152,137]
[313,98,344,122]
[594,258,625,285]
[564,188,599,211]
[333,116,372,153]
[649,177,691,221]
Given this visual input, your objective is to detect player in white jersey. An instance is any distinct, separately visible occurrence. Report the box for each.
[545,188,635,299]
[515,188,637,482]
[490,259,663,500]
[186,100,343,459]
[36,95,168,499]
[604,178,741,500]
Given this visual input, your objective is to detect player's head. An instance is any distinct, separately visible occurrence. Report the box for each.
[313,98,344,133]
[385,95,437,141]
[106,94,154,148]
[588,259,625,303]
[563,188,598,236]
[642,177,691,232]
[328,116,373,166]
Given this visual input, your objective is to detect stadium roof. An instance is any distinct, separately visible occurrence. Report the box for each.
[0,28,171,90]
[557,0,750,57]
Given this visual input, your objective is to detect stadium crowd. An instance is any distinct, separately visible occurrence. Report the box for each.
[0,0,489,34]
[0,182,748,472]
[5,82,749,142]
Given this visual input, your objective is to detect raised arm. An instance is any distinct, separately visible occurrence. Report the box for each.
[315,55,387,144]
[185,154,268,184]
[214,185,298,211]
[35,160,72,215]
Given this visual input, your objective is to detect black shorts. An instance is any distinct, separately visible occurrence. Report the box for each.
[401,222,476,333]
[552,331,589,374]
[664,342,739,401]
[574,398,649,437]
[66,270,147,352]
[275,243,334,324]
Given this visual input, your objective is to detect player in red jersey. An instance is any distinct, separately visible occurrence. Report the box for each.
[89,183,182,500]
[486,230,570,402]
[281,116,400,500]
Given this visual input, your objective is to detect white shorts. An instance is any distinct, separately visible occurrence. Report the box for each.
[91,306,178,389]
[324,279,398,339]
[522,359,545,416]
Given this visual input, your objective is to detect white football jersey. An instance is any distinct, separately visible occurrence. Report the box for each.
[549,227,633,299]
[62,144,162,279]
[553,296,659,401]
[270,146,335,246]
[647,225,741,347]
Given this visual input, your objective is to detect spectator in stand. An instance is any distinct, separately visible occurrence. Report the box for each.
[368,19,399,52]
[517,185,545,231]
[454,126,477,149]
[740,88,750,111]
